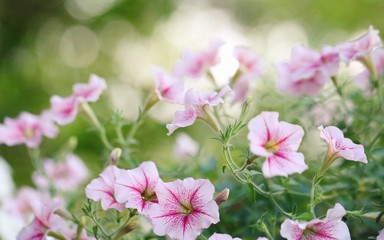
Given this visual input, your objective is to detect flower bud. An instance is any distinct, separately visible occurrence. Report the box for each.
[214,188,230,206]
[110,148,122,165]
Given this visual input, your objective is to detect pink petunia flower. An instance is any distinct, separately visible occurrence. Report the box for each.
[114,161,160,215]
[231,46,265,102]
[318,125,367,174]
[152,66,184,104]
[280,203,351,240]
[276,45,330,96]
[148,178,220,240]
[33,154,89,192]
[17,198,67,240]
[85,165,125,212]
[173,41,223,78]
[209,233,241,240]
[49,95,79,125]
[166,85,233,135]
[247,111,308,177]
[337,26,381,64]
[173,133,200,159]
[0,112,58,148]
[73,74,107,102]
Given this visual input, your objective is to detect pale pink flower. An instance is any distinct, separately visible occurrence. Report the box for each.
[173,41,223,78]
[232,46,265,102]
[152,66,184,104]
[280,203,351,240]
[85,165,125,212]
[173,133,199,159]
[209,233,241,240]
[320,45,340,77]
[73,74,107,102]
[276,45,329,96]
[337,26,381,63]
[377,229,384,240]
[247,111,308,177]
[114,161,160,215]
[166,85,233,135]
[49,95,79,125]
[0,112,58,148]
[2,187,44,221]
[17,198,67,240]
[318,125,367,163]
[149,178,220,240]
[33,154,89,192]
[257,238,269,240]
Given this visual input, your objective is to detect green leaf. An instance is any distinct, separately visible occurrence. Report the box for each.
[93,226,98,237]
[295,212,314,221]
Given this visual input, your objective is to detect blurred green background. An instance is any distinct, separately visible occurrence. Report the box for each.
[1,0,384,238]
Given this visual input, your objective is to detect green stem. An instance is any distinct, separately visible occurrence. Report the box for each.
[309,174,322,217]
[47,231,67,240]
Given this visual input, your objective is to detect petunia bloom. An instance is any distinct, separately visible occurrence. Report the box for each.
[0,112,58,148]
[280,203,351,240]
[173,41,223,78]
[318,125,367,174]
[114,161,160,215]
[231,46,265,102]
[276,45,330,96]
[33,154,89,192]
[149,178,220,240]
[247,111,308,177]
[337,25,381,64]
[17,198,67,240]
[209,233,241,240]
[73,74,107,102]
[173,133,200,159]
[85,165,125,212]
[166,85,233,135]
[152,66,184,104]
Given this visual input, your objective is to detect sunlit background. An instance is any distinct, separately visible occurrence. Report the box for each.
[1,0,383,185]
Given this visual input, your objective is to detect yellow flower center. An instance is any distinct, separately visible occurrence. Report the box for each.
[179,202,193,216]
[141,188,157,202]
[265,140,279,153]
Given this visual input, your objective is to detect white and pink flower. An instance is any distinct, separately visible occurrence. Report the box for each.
[85,165,125,212]
[173,133,200,159]
[114,161,160,215]
[0,112,58,148]
[280,203,351,240]
[247,111,308,177]
[73,74,107,102]
[166,85,233,135]
[152,66,184,104]
[149,178,220,240]
[209,233,241,240]
[33,154,89,192]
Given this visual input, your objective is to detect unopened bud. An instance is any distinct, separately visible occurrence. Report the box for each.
[215,188,230,206]
[110,148,122,165]
[239,96,253,122]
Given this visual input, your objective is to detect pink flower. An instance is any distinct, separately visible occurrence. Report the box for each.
[17,198,67,240]
[85,165,125,212]
[280,203,351,240]
[166,85,233,135]
[33,154,89,192]
[149,178,220,240]
[73,74,107,102]
[114,161,160,215]
[337,26,381,63]
[173,41,223,78]
[247,111,308,177]
[320,45,340,77]
[49,95,79,125]
[318,126,367,166]
[276,45,329,96]
[231,46,265,102]
[209,233,241,240]
[173,133,200,159]
[152,66,184,104]
[0,112,58,148]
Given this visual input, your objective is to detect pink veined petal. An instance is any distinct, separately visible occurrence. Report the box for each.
[280,219,306,239]
[166,109,197,136]
[248,111,280,151]
[207,85,234,106]
[276,121,305,152]
[73,74,107,102]
[325,203,346,222]
[209,233,242,240]
[262,151,307,178]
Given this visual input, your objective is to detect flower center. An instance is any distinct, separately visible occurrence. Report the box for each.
[265,140,279,153]
[178,202,194,216]
[141,188,157,203]
[23,128,34,139]
[302,226,316,240]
